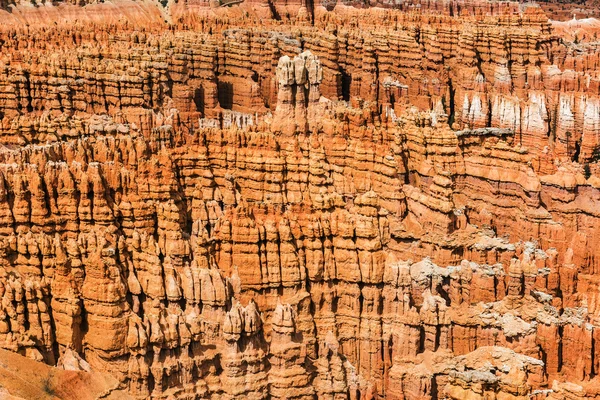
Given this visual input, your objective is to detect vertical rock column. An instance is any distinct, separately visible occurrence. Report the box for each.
[268,302,315,400]
[221,300,269,400]
[273,51,323,135]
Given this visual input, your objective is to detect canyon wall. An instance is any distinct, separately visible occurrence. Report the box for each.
[1,0,600,399]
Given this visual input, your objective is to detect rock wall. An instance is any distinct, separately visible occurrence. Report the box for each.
[1,1,600,399]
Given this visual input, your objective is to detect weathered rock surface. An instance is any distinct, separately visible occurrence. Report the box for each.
[1,1,600,399]
[0,347,132,399]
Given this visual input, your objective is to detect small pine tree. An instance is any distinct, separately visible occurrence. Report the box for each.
[584,163,591,179]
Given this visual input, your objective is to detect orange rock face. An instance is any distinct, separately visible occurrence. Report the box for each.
[2,0,600,399]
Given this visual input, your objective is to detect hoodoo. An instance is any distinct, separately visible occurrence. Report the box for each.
[1,0,600,399]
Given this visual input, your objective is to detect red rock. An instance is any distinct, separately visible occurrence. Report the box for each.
[0,2,600,398]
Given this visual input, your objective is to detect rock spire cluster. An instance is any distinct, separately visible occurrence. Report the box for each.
[0,0,600,399]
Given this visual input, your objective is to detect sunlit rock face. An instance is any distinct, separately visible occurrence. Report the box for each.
[2,0,600,399]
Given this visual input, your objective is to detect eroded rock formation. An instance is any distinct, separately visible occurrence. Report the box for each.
[1,0,600,399]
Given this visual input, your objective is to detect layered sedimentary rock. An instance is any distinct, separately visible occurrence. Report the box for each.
[1,0,600,399]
